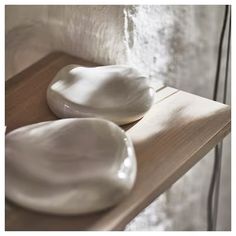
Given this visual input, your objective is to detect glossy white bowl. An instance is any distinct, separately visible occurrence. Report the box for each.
[5,118,137,215]
[47,65,155,125]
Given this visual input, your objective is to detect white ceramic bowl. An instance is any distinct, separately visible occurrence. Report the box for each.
[5,118,137,215]
[47,65,155,125]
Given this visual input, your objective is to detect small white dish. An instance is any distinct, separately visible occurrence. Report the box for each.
[47,65,155,125]
[5,118,137,215]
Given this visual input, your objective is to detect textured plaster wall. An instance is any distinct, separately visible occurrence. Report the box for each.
[5,5,231,230]
[6,5,127,79]
[124,6,231,231]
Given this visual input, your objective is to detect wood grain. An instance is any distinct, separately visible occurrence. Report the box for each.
[5,52,231,231]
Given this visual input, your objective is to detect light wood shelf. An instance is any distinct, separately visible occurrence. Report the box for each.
[5,52,231,231]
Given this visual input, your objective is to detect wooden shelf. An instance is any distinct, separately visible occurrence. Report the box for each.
[5,52,231,231]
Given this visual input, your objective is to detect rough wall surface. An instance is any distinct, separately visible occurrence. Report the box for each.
[124,5,231,231]
[5,5,231,230]
[6,5,127,79]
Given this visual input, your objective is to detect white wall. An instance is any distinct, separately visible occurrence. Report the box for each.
[6,5,128,79]
[5,5,231,230]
